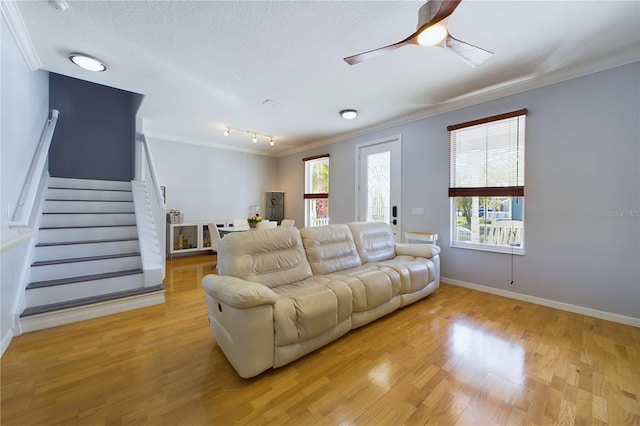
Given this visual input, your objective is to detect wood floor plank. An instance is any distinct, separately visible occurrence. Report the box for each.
[2,253,638,425]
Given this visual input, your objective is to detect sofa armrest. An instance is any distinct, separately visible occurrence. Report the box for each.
[202,274,277,309]
[395,243,441,259]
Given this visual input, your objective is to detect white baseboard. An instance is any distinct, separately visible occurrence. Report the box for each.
[19,291,166,334]
[441,276,640,328]
[1,329,14,357]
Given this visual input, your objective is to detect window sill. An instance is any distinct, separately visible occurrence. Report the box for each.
[450,241,525,255]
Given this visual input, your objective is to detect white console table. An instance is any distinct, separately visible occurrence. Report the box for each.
[404,231,438,245]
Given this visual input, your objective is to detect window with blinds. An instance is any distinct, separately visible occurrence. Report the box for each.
[303,154,329,227]
[448,109,527,253]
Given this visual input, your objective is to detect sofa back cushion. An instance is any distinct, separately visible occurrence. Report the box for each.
[300,224,362,275]
[218,227,313,288]
[348,221,396,263]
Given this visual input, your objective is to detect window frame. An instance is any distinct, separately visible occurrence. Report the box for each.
[303,154,329,227]
[448,109,527,255]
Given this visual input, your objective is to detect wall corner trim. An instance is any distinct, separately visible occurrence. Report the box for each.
[0,329,14,358]
[441,276,640,328]
[1,0,42,71]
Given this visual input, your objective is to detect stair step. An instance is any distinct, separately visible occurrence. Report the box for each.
[27,269,143,289]
[32,252,140,267]
[41,212,136,227]
[30,253,142,282]
[44,200,134,213]
[21,284,164,317]
[35,238,141,262]
[38,225,138,243]
[36,237,138,247]
[46,188,133,201]
[48,177,131,191]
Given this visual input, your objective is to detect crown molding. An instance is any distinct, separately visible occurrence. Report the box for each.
[144,131,279,158]
[1,0,42,71]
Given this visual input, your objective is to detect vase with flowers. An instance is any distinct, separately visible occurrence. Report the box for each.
[247,214,262,228]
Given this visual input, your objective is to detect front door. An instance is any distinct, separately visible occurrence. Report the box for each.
[356,137,402,241]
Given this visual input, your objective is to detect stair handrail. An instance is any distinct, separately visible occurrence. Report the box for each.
[10,109,59,227]
[137,133,166,267]
[138,133,165,214]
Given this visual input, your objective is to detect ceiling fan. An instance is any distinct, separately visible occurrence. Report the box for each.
[344,0,493,67]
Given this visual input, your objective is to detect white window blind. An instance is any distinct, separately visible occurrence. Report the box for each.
[448,109,527,197]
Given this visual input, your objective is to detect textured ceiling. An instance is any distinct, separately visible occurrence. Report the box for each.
[9,0,640,156]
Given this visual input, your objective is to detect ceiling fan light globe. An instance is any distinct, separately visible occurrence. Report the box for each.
[417,24,448,47]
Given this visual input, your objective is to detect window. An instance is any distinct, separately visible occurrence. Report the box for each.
[303,154,329,227]
[448,109,527,254]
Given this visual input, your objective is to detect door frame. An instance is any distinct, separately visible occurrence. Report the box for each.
[355,134,402,239]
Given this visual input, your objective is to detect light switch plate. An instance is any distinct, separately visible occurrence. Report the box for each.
[411,208,425,215]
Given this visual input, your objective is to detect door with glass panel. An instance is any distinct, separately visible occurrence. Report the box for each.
[357,137,402,240]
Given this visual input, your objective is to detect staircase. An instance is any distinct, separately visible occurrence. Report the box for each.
[20,177,165,332]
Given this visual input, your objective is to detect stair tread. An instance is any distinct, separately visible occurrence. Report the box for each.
[48,186,131,193]
[32,252,141,267]
[40,224,137,230]
[42,212,134,215]
[27,268,144,289]
[45,199,133,202]
[21,284,164,317]
[36,237,138,247]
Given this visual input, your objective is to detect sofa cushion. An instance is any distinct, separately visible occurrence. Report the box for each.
[347,221,396,263]
[271,277,352,346]
[369,257,431,293]
[300,224,362,275]
[328,265,401,312]
[218,227,313,288]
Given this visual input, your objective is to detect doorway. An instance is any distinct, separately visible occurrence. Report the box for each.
[356,136,402,240]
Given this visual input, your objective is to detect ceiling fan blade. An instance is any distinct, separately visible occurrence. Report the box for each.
[416,0,460,31]
[344,0,461,65]
[445,34,493,67]
[344,38,416,65]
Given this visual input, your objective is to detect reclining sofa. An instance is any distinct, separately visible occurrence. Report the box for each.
[201,221,440,378]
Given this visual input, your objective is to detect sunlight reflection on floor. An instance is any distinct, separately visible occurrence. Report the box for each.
[450,320,525,384]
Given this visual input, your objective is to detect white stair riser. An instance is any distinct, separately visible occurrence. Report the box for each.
[31,256,142,282]
[36,240,141,262]
[38,226,138,243]
[44,200,134,213]
[41,213,135,227]
[49,177,131,191]
[46,188,133,201]
[25,274,145,307]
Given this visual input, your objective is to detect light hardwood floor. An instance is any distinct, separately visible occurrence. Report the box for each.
[1,254,638,425]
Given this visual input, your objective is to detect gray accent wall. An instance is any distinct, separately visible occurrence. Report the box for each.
[48,73,142,181]
[1,15,49,351]
[278,62,640,320]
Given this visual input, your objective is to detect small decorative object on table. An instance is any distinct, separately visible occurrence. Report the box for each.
[247,214,262,228]
[167,209,184,224]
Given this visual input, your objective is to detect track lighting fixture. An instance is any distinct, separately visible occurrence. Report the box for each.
[222,126,275,146]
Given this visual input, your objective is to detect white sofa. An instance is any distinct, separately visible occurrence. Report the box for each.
[202,222,440,378]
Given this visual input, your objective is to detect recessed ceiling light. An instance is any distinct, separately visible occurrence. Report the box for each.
[48,0,69,11]
[69,53,107,72]
[340,109,358,120]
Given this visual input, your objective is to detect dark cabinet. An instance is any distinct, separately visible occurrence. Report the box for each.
[266,192,284,224]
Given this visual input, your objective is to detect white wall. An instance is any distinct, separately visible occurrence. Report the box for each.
[1,15,49,353]
[278,62,640,320]
[148,137,280,222]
